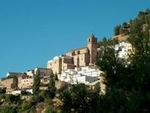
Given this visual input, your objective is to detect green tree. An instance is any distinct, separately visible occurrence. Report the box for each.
[96,9,150,113]
[47,71,56,99]
[6,75,19,90]
[0,88,6,94]
[127,12,150,112]
[33,69,41,96]
[4,94,21,104]
[0,106,17,113]
[45,106,55,113]
[54,74,59,81]
[12,75,18,90]
[61,84,100,113]
[114,25,121,35]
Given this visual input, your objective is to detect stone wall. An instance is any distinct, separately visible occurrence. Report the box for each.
[1,78,14,91]
[47,57,62,74]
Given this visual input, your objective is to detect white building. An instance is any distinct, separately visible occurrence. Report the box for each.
[115,42,133,59]
[58,66,103,85]
[10,89,33,95]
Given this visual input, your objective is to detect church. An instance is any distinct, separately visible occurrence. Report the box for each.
[47,34,98,74]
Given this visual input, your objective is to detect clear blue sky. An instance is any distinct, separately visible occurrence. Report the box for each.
[0,0,150,77]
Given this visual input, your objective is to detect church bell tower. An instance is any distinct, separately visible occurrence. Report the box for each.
[87,34,97,65]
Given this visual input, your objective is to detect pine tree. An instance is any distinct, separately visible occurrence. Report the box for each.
[33,69,41,95]
[47,71,56,98]
[114,25,121,35]
[12,75,18,90]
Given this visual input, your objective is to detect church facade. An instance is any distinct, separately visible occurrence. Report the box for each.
[47,34,98,74]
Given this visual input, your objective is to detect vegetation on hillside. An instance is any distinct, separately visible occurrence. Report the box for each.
[97,9,150,113]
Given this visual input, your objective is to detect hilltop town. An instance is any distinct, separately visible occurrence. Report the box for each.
[0,34,103,94]
[0,10,138,95]
[0,9,150,113]
[0,30,133,95]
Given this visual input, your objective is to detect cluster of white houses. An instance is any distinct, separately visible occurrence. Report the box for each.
[0,34,133,95]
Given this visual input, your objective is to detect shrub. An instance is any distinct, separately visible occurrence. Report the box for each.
[0,106,17,113]
[5,94,21,104]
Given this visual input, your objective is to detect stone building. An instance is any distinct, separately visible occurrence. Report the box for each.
[1,72,24,91]
[47,34,98,74]
[18,74,33,89]
[47,57,63,74]
[1,78,14,91]
[18,77,33,89]
[18,68,52,89]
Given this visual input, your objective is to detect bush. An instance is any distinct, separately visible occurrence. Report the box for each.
[0,106,17,113]
[45,106,55,113]
[5,94,21,104]
[18,99,37,113]
[0,88,6,94]
[47,87,56,99]
[0,94,5,100]
[32,95,44,104]
[39,90,47,99]
[19,101,31,112]
[60,84,100,113]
